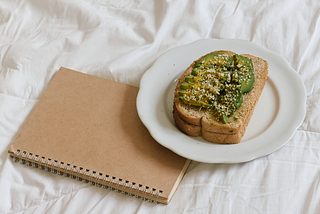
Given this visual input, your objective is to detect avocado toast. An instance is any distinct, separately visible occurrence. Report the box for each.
[173,50,268,144]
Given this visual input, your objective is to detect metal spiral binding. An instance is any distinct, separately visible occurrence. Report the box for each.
[70,166,77,179]
[11,150,163,204]
[57,162,64,175]
[135,184,142,198]
[141,186,149,201]
[148,188,155,203]
[45,159,51,172]
[19,151,26,164]
[154,190,163,204]
[121,180,129,194]
[25,153,32,166]
[128,182,136,196]
[64,164,70,177]
[38,157,45,170]
[95,173,102,187]
[115,179,122,192]
[102,175,109,189]
[32,155,39,168]
[76,167,83,181]
[109,177,115,190]
[51,160,57,174]
[89,171,96,185]
[83,169,89,183]
[13,150,20,162]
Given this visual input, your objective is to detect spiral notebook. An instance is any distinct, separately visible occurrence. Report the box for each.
[8,67,191,205]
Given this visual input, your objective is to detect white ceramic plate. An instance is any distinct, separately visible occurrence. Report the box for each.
[137,39,306,163]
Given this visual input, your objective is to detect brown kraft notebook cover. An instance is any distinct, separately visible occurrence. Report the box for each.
[8,67,191,205]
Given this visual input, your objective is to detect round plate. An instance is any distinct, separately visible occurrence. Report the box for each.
[136,39,306,163]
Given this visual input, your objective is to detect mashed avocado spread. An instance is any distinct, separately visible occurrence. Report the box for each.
[179,52,255,123]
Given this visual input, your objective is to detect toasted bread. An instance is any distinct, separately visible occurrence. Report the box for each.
[173,50,268,144]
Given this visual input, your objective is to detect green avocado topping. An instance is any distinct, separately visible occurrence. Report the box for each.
[179,53,255,123]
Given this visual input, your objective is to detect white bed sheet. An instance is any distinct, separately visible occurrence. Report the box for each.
[1,0,319,213]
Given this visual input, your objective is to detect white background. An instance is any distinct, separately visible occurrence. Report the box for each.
[0,0,319,213]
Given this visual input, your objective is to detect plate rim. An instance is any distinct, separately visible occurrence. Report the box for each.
[137,38,307,163]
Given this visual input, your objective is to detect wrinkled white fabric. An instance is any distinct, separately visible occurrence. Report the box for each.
[1,0,320,213]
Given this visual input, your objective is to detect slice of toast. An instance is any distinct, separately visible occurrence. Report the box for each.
[173,50,268,144]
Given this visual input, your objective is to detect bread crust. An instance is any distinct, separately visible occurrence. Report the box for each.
[173,105,201,136]
[173,51,268,144]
